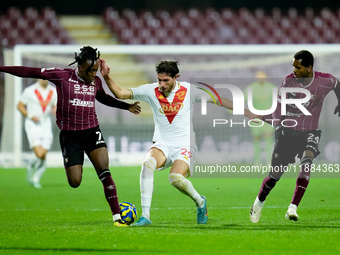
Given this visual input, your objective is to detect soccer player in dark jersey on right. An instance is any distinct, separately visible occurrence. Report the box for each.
[250,50,340,223]
[0,46,141,227]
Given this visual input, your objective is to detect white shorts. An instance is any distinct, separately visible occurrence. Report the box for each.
[25,119,53,150]
[150,141,197,177]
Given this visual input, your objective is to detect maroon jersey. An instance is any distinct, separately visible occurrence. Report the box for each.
[0,66,130,131]
[264,71,339,131]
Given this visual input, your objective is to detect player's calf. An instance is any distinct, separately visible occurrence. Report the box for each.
[169,173,207,223]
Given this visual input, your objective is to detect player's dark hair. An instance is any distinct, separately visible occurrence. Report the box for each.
[156,60,179,78]
[294,50,314,67]
[69,46,100,73]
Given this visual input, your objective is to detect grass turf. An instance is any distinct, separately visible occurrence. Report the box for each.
[0,166,339,255]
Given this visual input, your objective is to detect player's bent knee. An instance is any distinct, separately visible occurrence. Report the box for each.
[169,173,186,190]
[36,153,46,160]
[67,178,81,188]
[143,156,157,172]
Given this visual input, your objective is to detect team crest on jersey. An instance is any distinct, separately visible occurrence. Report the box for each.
[176,91,186,100]
[155,86,187,124]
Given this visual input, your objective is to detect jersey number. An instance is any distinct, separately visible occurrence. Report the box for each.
[181,148,192,158]
[96,131,102,141]
[307,133,319,144]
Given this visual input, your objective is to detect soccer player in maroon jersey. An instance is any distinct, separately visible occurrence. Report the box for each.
[0,46,141,227]
[250,50,340,223]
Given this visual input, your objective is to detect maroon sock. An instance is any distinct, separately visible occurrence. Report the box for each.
[99,171,120,215]
[291,164,310,206]
[258,175,278,202]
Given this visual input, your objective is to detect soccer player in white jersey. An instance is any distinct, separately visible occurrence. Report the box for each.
[17,79,57,188]
[99,59,259,226]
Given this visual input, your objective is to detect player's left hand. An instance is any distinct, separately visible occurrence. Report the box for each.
[128,101,141,115]
[31,116,40,123]
[334,104,340,117]
[98,58,110,78]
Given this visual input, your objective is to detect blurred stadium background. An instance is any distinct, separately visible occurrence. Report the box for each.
[1,1,340,167]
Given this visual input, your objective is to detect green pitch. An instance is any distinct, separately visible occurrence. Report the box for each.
[0,166,339,255]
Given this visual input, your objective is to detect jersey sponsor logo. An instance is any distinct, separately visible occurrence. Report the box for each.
[155,86,187,124]
[69,99,94,107]
[73,84,95,95]
[159,102,184,113]
[34,89,54,112]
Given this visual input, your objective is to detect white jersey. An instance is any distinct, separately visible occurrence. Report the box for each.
[131,81,205,147]
[20,82,57,125]
[19,82,57,149]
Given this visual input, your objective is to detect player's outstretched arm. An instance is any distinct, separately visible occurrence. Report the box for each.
[217,97,234,110]
[244,109,262,121]
[0,66,43,79]
[98,59,132,99]
[214,97,261,121]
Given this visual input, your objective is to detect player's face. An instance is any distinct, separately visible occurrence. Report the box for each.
[292,59,312,80]
[78,60,99,84]
[157,73,177,95]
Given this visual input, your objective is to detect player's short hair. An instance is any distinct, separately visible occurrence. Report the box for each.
[294,50,314,67]
[156,60,179,78]
[69,46,100,73]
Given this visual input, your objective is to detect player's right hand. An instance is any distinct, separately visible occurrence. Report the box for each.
[128,101,141,115]
[98,59,110,78]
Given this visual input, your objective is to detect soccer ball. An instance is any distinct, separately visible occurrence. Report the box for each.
[119,202,138,225]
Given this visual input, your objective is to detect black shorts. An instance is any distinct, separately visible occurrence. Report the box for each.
[59,126,107,167]
[272,125,321,165]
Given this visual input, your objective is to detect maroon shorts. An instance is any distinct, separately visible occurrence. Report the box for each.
[272,125,321,165]
[59,126,107,167]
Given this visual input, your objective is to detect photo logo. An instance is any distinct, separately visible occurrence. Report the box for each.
[197,83,312,116]
[196,82,312,128]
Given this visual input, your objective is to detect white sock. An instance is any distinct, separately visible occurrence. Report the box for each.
[288,204,298,211]
[169,173,204,208]
[113,213,121,222]
[27,155,39,183]
[140,156,156,220]
[32,159,46,184]
[255,196,265,205]
[28,155,39,172]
